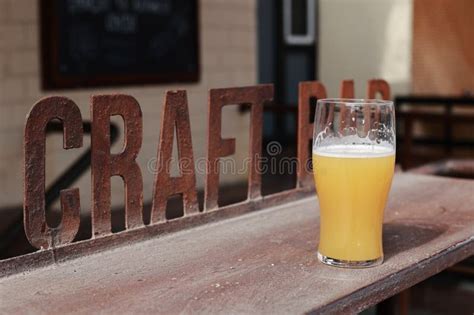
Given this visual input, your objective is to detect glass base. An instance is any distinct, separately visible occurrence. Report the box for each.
[317,252,383,268]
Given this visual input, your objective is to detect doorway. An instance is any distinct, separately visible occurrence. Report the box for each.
[258,0,318,145]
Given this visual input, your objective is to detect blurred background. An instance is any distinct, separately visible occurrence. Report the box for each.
[0,0,473,314]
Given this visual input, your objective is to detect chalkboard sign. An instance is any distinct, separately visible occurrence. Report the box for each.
[40,0,200,89]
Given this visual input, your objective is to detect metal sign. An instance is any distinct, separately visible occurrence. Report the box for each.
[4,80,390,274]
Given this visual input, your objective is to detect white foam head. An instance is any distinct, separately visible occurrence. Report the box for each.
[313,144,395,158]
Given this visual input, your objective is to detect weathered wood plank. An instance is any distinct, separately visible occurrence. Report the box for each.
[0,174,473,314]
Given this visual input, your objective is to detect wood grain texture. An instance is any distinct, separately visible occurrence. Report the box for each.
[413,0,474,94]
[0,174,473,314]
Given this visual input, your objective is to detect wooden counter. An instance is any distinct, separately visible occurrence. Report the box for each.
[0,174,473,314]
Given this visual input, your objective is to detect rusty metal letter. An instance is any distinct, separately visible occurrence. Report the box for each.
[340,79,355,98]
[151,91,199,223]
[367,79,391,99]
[338,80,356,131]
[91,95,143,236]
[205,85,274,211]
[365,79,391,134]
[24,97,83,249]
[297,81,327,188]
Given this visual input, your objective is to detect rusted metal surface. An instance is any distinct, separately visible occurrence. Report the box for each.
[24,97,83,249]
[340,79,355,98]
[338,80,354,133]
[297,81,326,188]
[368,79,391,99]
[17,80,393,256]
[151,90,199,222]
[8,82,397,259]
[91,94,144,236]
[6,84,330,275]
[366,79,391,134]
[205,85,273,210]
[1,174,472,314]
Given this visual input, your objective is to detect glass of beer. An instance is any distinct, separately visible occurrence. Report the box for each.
[312,98,395,268]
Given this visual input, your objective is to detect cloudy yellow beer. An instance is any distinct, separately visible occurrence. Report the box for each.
[313,144,395,263]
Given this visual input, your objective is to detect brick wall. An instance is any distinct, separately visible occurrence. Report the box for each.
[413,0,474,94]
[0,0,257,210]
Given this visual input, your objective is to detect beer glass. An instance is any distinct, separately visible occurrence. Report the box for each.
[312,99,395,268]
